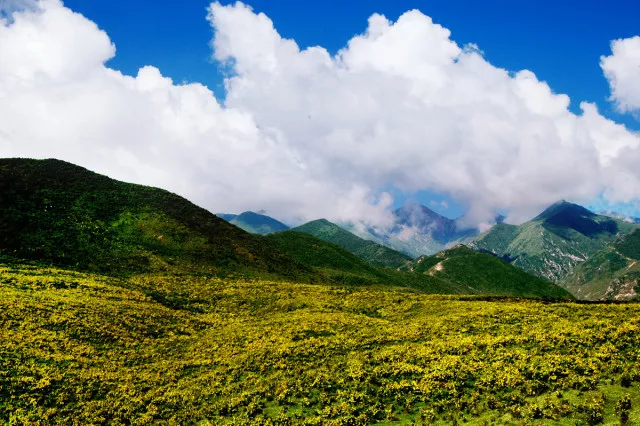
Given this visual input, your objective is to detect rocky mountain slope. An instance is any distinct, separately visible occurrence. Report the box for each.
[470,201,638,282]
[562,229,640,300]
[344,204,479,257]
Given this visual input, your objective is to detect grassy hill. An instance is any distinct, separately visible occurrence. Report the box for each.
[3,264,640,424]
[0,158,318,282]
[267,231,572,299]
[471,201,638,282]
[292,219,413,268]
[267,230,475,294]
[562,229,640,300]
[401,245,573,299]
[218,211,289,235]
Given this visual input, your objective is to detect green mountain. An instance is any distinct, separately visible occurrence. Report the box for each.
[0,158,318,281]
[400,245,573,299]
[216,213,238,222]
[0,158,577,301]
[266,230,454,292]
[217,211,289,235]
[562,229,640,300]
[268,231,572,299]
[470,201,638,282]
[292,219,413,268]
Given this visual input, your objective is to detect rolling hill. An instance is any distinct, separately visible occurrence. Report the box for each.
[265,230,457,292]
[292,219,413,268]
[0,158,318,281]
[400,245,573,299]
[268,231,572,299]
[217,211,289,235]
[470,201,638,282]
[562,229,640,300]
[0,157,572,300]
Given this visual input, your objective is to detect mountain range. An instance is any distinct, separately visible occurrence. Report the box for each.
[0,158,571,300]
[343,204,480,257]
[219,203,486,258]
[225,200,640,301]
[470,201,639,285]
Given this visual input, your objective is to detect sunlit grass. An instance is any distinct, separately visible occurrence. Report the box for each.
[2,265,639,424]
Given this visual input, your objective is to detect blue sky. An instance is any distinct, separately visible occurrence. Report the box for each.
[64,0,640,128]
[8,0,640,223]
[13,1,638,222]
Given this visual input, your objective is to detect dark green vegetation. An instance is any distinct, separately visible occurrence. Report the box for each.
[400,245,573,300]
[0,158,573,301]
[292,219,413,268]
[563,229,640,300]
[218,211,289,235]
[2,265,640,425]
[471,201,638,282]
[0,158,317,282]
[265,230,567,297]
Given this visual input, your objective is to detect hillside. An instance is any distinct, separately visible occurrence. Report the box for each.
[267,231,572,299]
[344,204,479,257]
[3,264,639,424]
[0,158,318,281]
[265,230,459,292]
[401,245,573,299]
[217,211,289,235]
[470,201,638,282]
[292,219,413,268]
[562,229,640,300]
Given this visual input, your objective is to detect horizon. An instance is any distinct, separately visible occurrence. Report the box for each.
[1,0,639,226]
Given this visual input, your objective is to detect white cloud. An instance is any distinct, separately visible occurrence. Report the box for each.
[0,0,393,226]
[1,0,639,229]
[209,2,640,225]
[601,36,640,114]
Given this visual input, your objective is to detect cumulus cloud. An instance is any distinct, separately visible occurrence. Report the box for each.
[209,2,640,225]
[601,36,640,114]
[0,0,393,226]
[1,0,640,229]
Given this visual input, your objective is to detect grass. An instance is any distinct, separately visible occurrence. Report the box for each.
[404,245,574,300]
[292,219,413,268]
[2,264,640,424]
[0,158,320,282]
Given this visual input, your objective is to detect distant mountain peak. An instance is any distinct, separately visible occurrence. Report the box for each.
[292,218,412,268]
[217,210,289,235]
[472,200,639,283]
[535,200,594,221]
[393,203,449,225]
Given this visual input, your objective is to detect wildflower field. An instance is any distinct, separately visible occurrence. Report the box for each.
[1,265,640,425]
